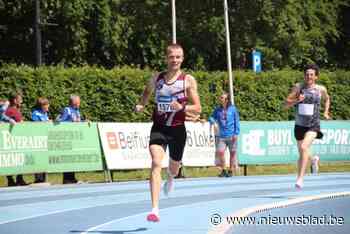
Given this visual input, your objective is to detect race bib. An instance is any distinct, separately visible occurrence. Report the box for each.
[158,102,178,112]
[298,104,314,116]
[157,96,176,112]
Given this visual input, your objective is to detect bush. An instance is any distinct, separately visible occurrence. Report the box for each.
[0,64,349,121]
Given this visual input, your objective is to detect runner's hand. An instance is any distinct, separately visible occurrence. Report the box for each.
[170,100,184,112]
[135,104,145,112]
[297,94,305,103]
[324,112,331,120]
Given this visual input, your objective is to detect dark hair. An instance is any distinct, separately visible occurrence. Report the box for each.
[220,91,232,107]
[304,64,320,76]
[8,92,22,105]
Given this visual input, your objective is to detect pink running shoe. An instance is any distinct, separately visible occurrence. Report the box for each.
[146,213,160,222]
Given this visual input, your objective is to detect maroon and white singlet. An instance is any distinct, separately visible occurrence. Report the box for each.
[152,72,188,126]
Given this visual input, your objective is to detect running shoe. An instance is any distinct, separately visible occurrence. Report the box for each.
[218,170,228,177]
[226,170,233,177]
[146,213,160,222]
[295,180,303,190]
[163,177,174,196]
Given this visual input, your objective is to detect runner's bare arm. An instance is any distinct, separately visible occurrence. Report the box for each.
[184,75,201,114]
[284,84,302,109]
[185,111,200,121]
[321,86,331,119]
[135,74,157,112]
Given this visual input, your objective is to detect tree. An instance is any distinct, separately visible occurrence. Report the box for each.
[0,0,347,70]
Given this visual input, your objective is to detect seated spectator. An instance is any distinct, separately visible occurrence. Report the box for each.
[32,97,50,121]
[0,98,16,124]
[31,97,50,183]
[59,95,82,122]
[5,93,28,186]
[58,95,83,184]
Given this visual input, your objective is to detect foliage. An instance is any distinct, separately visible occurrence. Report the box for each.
[0,0,348,69]
[0,65,349,122]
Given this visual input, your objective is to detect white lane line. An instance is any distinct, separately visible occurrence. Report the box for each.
[80,212,148,234]
[0,193,148,225]
[0,207,95,225]
[80,199,229,234]
[208,191,350,234]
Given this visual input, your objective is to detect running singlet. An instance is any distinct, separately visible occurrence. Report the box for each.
[295,84,322,128]
[152,72,188,126]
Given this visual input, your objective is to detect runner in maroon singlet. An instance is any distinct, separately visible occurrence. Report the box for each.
[135,43,201,222]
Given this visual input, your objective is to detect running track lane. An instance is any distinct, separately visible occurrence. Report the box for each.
[0,173,349,234]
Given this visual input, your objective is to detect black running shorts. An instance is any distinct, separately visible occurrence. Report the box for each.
[294,125,323,141]
[149,124,187,162]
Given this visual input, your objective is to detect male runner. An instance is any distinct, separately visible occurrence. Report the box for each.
[285,64,330,189]
[135,43,201,222]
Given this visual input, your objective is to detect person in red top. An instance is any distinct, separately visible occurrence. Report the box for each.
[5,93,23,122]
[5,92,28,186]
[135,43,201,222]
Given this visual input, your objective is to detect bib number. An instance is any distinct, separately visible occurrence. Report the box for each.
[157,95,177,112]
[157,102,176,112]
[298,104,314,116]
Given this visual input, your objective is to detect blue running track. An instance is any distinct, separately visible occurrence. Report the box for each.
[0,173,349,234]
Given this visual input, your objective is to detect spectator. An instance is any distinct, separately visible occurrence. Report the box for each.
[31,97,50,183]
[58,95,83,184]
[5,93,28,186]
[0,98,16,124]
[59,95,82,122]
[209,92,240,177]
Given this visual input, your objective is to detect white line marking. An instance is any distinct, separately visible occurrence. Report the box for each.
[80,199,229,234]
[208,191,350,234]
[80,212,148,234]
[0,194,146,225]
[0,208,90,225]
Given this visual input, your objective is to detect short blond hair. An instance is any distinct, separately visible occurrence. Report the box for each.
[166,43,184,55]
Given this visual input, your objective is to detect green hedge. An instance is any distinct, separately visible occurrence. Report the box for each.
[0,64,349,121]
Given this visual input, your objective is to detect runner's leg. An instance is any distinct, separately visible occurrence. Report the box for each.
[147,144,165,221]
[163,158,180,196]
[296,131,317,187]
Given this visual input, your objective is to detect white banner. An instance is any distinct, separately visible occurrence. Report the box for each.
[98,122,168,169]
[182,122,217,166]
[98,122,229,170]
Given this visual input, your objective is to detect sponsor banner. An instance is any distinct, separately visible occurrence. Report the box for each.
[98,123,169,169]
[99,121,350,169]
[98,122,223,169]
[0,122,103,175]
[239,121,350,164]
[312,121,350,161]
[182,122,217,166]
[239,121,297,164]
